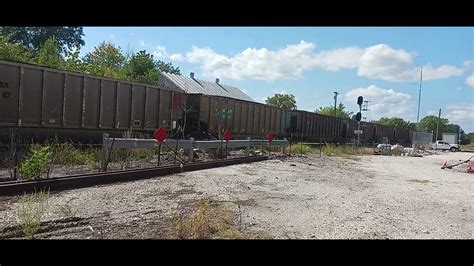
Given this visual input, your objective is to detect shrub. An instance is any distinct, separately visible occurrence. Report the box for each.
[19,146,52,180]
[52,143,97,166]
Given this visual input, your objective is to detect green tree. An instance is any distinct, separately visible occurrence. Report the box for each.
[0,35,33,62]
[265,93,297,110]
[124,50,160,85]
[417,115,466,141]
[417,115,450,134]
[63,49,84,72]
[466,132,474,144]
[84,42,125,69]
[377,117,416,129]
[156,60,181,75]
[317,103,353,119]
[34,36,64,68]
[83,42,126,78]
[0,27,85,54]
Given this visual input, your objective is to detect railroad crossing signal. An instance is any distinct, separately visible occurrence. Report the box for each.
[154,127,167,143]
[223,129,232,143]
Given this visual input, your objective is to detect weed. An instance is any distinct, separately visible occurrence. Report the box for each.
[290,143,318,154]
[322,144,373,156]
[175,198,213,239]
[51,142,97,166]
[173,198,271,239]
[16,190,50,238]
[19,146,52,180]
[54,202,75,218]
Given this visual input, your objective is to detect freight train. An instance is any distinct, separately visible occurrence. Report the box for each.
[0,59,412,145]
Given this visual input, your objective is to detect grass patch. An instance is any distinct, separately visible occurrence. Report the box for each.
[175,198,213,239]
[289,143,318,154]
[173,198,271,239]
[408,179,430,184]
[54,202,75,218]
[322,144,373,157]
[16,190,50,238]
[460,144,474,151]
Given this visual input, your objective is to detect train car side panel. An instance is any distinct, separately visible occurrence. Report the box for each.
[100,80,116,128]
[0,64,20,125]
[131,85,145,129]
[43,71,65,127]
[247,102,254,135]
[144,87,158,129]
[21,68,43,125]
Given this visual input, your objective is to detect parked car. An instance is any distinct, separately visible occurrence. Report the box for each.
[431,140,461,152]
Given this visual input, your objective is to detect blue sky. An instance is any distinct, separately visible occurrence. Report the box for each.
[81,27,474,132]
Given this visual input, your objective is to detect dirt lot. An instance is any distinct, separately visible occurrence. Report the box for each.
[0,151,472,239]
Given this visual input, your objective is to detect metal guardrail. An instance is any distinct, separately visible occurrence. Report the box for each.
[101,134,288,166]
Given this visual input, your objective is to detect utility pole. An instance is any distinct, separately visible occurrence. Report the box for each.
[413,62,423,149]
[416,66,423,125]
[435,108,441,149]
[333,91,339,117]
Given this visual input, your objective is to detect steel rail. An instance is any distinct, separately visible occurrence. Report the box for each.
[0,156,268,196]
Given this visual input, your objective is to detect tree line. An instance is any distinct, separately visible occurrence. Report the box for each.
[0,27,180,86]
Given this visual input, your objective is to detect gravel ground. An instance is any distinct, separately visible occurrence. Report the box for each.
[0,151,472,239]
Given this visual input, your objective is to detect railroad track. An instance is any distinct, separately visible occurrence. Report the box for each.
[0,156,268,196]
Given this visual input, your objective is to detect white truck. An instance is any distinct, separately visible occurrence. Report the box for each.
[431,140,461,152]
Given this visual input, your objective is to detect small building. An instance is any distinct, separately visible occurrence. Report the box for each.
[442,133,458,144]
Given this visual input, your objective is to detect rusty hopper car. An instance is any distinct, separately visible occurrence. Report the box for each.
[185,94,287,139]
[0,60,185,142]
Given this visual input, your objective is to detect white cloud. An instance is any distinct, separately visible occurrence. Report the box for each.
[357,44,417,82]
[153,45,168,58]
[349,44,463,82]
[273,89,287,95]
[169,53,184,61]
[180,41,463,82]
[464,60,474,68]
[109,34,115,38]
[129,33,135,37]
[137,44,183,62]
[313,47,364,71]
[344,85,414,120]
[423,64,464,80]
[445,104,474,125]
[185,41,324,80]
[466,72,474,87]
